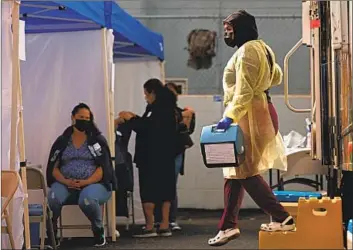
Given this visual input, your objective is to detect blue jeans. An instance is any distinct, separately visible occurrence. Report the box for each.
[155,153,183,223]
[48,182,111,231]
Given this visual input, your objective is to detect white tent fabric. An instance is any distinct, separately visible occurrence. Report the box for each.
[21,30,108,175]
[1,1,25,249]
[20,30,112,235]
[1,0,13,170]
[114,60,163,224]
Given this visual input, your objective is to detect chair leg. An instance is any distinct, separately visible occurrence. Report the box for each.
[125,199,130,231]
[315,175,320,191]
[41,208,47,250]
[102,204,107,235]
[125,219,129,231]
[46,206,57,250]
[131,192,135,226]
[5,213,15,249]
[59,215,64,242]
[126,192,132,231]
[104,204,111,237]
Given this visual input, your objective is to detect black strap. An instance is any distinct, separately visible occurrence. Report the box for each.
[265,47,274,75]
[264,46,273,103]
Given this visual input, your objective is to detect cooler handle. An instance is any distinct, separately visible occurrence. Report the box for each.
[211,125,226,133]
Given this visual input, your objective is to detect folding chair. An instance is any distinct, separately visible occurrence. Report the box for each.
[1,170,21,249]
[58,198,108,241]
[25,166,56,249]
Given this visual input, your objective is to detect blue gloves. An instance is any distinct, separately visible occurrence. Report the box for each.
[216,117,233,131]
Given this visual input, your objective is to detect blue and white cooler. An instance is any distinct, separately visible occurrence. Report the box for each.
[200,124,245,168]
[348,219,352,250]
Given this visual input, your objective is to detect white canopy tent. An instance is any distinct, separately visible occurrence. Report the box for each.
[21,28,115,240]
[17,0,164,244]
[1,2,165,247]
[19,3,117,243]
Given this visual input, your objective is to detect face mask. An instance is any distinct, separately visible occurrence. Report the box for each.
[74,119,92,132]
[224,31,237,48]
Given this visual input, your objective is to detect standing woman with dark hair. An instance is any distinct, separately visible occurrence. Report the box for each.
[153,82,196,231]
[118,78,178,237]
[46,103,117,247]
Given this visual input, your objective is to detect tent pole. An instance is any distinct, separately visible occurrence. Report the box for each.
[160,61,166,84]
[101,28,116,242]
[18,59,31,250]
[10,1,31,249]
[109,53,116,242]
[10,0,19,177]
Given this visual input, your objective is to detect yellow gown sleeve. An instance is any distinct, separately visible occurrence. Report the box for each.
[224,45,261,122]
[222,54,237,108]
[270,63,283,87]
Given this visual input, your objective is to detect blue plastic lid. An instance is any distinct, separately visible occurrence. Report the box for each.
[348,219,352,233]
[273,190,322,202]
[273,190,322,198]
[28,204,43,216]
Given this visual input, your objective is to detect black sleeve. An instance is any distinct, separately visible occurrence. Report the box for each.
[188,113,196,135]
[177,122,188,133]
[176,108,188,133]
[127,115,147,134]
[96,134,109,147]
[116,122,132,145]
[127,110,169,136]
[46,136,64,187]
[97,135,118,191]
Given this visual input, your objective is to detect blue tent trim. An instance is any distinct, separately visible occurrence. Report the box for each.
[20,1,164,60]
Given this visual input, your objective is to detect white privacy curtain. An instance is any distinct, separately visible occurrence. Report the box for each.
[1,1,24,249]
[114,59,163,223]
[21,30,108,177]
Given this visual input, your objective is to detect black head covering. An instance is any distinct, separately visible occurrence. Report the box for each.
[223,10,258,48]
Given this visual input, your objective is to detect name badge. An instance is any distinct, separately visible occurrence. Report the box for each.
[88,145,97,157]
[50,150,60,162]
[93,143,101,151]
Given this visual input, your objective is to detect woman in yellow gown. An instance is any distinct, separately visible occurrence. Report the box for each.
[208,10,294,247]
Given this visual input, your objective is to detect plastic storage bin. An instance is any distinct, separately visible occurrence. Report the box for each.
[273,190,322,202]
[29,204,44,247]
[30,223,40,246]
[200,124,245,168]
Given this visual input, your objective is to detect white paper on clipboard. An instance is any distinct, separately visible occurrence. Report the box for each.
[204,143,236,164]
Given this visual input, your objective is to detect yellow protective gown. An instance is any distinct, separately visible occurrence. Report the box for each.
[222,40,287,179]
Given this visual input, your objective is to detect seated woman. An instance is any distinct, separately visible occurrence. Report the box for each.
[46,103,117,247]
[118,78,178,238]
